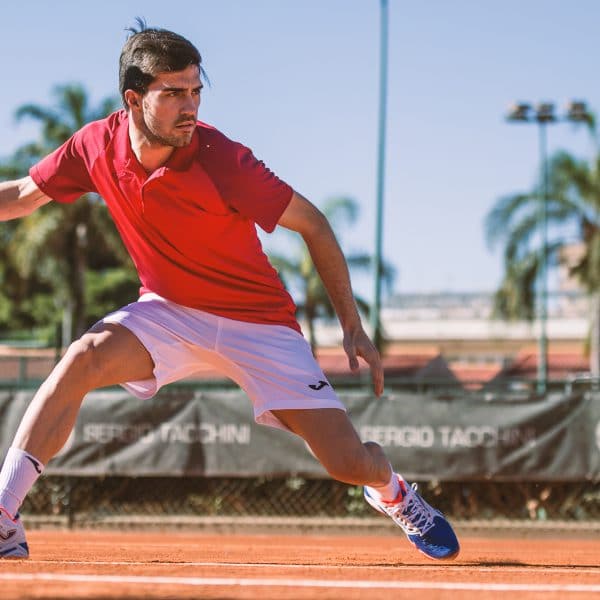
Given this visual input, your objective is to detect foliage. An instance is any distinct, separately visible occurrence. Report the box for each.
[0,86,389,351]
[0,84,136,342]
[85,267,140,324]
[486,149,600,320]
[268,196,395,351]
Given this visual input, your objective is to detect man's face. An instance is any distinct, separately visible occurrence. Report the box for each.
[137,64,202,147]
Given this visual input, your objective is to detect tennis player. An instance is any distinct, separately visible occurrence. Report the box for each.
[0,23,459,560]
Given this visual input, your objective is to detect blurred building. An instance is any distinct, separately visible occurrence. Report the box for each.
[308,289,591,389]
[0,286,592,390]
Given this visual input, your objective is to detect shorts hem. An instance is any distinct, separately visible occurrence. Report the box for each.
[99,313,161,398]
[118,381,157,400]
[255,399,347,432]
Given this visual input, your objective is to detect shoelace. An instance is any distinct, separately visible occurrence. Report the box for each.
[386,483,437,536]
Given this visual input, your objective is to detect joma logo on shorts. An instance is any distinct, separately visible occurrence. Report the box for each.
[308,380,329,391]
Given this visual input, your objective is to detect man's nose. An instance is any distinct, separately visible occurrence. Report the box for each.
[182,94,198,113]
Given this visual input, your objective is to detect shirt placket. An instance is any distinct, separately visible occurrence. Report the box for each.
[140,168,167,215]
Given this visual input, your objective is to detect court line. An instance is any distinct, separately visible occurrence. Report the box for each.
[1,573,599,592]
[25,559,600,575]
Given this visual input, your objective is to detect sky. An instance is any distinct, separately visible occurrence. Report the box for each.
[1,0,598,299]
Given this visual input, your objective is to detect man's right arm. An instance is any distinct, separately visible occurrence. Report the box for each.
[0,176,52,220]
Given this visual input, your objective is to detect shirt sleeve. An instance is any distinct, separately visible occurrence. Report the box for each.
[202,133,293,233]
[229,145,293,232]
[29,128,97,203]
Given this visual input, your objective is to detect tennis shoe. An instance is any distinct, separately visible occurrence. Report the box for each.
[0,508,29,559]
[364,475,459,560]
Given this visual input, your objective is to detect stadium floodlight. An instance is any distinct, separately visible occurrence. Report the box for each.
[506,103,532,122]
[506,99,593,395]
[534,103,557,123]
[566,100,593,123]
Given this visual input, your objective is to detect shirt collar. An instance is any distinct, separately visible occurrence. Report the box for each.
[112,110,200,175]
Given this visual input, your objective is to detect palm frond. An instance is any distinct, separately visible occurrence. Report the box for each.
[57,84,89,129]
[493,239,566,320]
[548,152,596,206]
[321,196,359,230]
[485,192,537,249]
[15,104,59,125]
[0,83,123,339]
[267,254,300,274]
[91,97,120,122]
[569,234,600,291]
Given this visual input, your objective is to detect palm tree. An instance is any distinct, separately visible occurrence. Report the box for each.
[0,84,127,341]
[268,196,395,353]
[486,149,600,374]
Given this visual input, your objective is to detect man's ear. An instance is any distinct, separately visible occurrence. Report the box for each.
[124,89,142,111]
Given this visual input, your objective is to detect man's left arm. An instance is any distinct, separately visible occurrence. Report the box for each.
[277,191,384,396]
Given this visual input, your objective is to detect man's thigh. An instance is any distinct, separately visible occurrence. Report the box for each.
[67,322,155,388]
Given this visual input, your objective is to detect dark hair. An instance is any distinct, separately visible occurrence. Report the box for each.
[119,18,206,107]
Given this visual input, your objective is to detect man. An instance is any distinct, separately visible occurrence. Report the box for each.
[0,24,459,560]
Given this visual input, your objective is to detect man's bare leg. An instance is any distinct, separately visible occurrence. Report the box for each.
[272,406,460,560]
[0,323,155,557]
[12,323,155,463]
[271,408,392,487]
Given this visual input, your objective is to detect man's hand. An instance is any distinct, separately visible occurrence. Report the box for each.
[278,192,384,396]
[343,326,384,397]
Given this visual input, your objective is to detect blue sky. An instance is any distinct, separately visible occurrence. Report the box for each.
[1,0,598,298]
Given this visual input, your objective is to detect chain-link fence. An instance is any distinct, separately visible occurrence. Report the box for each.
[4,354,599,529]
[22,476,600,527]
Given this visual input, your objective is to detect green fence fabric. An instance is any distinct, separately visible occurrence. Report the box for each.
[1,389,598,481]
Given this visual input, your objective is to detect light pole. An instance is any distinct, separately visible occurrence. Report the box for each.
[371,0,389,350]
[506,101,593,394]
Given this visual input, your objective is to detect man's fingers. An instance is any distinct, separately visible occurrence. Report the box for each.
[371,363,384,397]
[344,330,384,395]
[363,351,384,396]
[343,337,359,372]
[357,344,384,397]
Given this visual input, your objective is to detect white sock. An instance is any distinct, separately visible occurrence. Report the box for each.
[0,447,45,519]
[368,466,402,502]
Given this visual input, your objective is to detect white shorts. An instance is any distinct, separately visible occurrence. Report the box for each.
[100,293,345,430]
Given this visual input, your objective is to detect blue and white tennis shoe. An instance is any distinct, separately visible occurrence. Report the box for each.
[364,475,459,560]
[0,508,29,559]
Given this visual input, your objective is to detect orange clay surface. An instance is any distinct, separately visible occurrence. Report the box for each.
[1,530,599,599]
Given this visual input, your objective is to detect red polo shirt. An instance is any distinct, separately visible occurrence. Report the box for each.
[30,110,300,331]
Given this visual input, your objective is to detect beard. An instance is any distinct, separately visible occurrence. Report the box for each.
[140,111,195,148]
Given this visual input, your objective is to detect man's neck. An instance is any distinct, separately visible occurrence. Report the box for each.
[128,120,175,174]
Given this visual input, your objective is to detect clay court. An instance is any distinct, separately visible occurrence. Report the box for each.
[1,529,599,599]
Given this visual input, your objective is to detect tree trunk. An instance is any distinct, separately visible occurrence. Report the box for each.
[590,292,600,379]
[72,222,88,339]
[306,304,317,356]
[62,299,73,349]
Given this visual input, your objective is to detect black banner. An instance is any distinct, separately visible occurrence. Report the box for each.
[0,389,598,480]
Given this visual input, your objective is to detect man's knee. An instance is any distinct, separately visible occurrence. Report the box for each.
[57,325,154,391]
[60,332,111,390]
[363,441,387,462]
